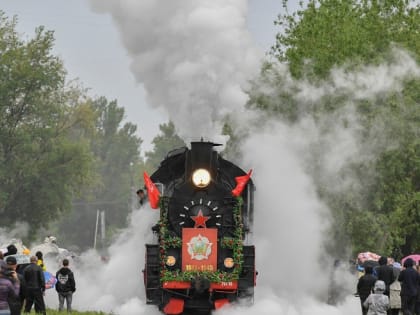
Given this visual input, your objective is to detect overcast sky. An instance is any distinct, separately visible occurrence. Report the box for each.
[0,0,294,152]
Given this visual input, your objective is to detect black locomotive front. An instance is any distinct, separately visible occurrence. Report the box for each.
[143,141,256,315]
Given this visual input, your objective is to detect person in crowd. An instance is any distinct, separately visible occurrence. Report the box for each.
[34,252,46,272]
[376,256,395,298]
[363,280,390,315]
[415,265,420,315]
[399,258,420,315]
[376,256,396,315]
[23,256,46,315]
[358,265,378,315]
[0,252,5,271]
[389,265,402,315]
[0,260,20,315]
[136,189,146,206]
[393,262,402,277]
[4,257,25,315]
[4,246,17,258]
[55,258,76,312]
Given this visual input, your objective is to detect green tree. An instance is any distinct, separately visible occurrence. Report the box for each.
[247,0,420,258]
[90,97,142,226]
[0,13,94,237]
[273,0,420,79]
[250,0,420,120]
[144,121,185,173]
[56,96,143,249]
[372,141,420,256]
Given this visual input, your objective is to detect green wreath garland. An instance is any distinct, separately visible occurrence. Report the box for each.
[158,196,244,283]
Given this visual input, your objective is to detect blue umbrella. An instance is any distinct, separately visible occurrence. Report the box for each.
[44,271,57,289]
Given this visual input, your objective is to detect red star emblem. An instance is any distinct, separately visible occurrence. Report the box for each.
[191,210,210,228]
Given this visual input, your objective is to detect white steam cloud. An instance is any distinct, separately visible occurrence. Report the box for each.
[267,48,420,103]
[0,223,29,246]
[39,208,161,315]
[89,0,262,144]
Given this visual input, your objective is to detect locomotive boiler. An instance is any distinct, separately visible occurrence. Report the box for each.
[143,141,256,315]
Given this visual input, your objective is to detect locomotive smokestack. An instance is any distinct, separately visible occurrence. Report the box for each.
[186,141,221,184]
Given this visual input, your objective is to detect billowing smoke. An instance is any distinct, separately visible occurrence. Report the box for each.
[89,0,262,144]
[0,223,29,246]
[216,49,420,314]
[39,208,162,314]
[238,48,420,194]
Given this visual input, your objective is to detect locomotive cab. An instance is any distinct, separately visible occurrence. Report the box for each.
[143,141,256,315]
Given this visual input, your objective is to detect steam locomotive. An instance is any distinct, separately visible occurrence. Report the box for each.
[143,141,256,315]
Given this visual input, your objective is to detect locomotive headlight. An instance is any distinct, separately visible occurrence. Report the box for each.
[166,256,176,267]
[224,257,234,269]
[192,168,211,188]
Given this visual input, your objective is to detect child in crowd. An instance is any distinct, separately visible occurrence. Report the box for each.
[35,251,46,271]
[363,280,390,315]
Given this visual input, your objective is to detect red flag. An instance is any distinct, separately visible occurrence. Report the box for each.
[143,171,161,209]
[231,169,252,197]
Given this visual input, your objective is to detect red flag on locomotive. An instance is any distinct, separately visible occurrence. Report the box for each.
[231,169,252,197]
[143,171,160,209]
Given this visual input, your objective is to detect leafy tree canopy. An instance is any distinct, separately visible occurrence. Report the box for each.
[246,0,420,258]
[144,121,185,173]
[56,96,143,249]
[273,0,420,79]
[0,12,95,235]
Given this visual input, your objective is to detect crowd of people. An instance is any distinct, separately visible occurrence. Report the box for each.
[0,245,76,315]
[357,255,420,315]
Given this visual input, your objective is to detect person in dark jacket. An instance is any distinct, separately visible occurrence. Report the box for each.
[399,258,420,315]
[136,189,146,206]
[0,262,20,315]
[55,258,76,312]
[4,256,25,315]
[4,245,17,257]
[23,256,46,315]
[376,256,395,298]
[358,265,378,315]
